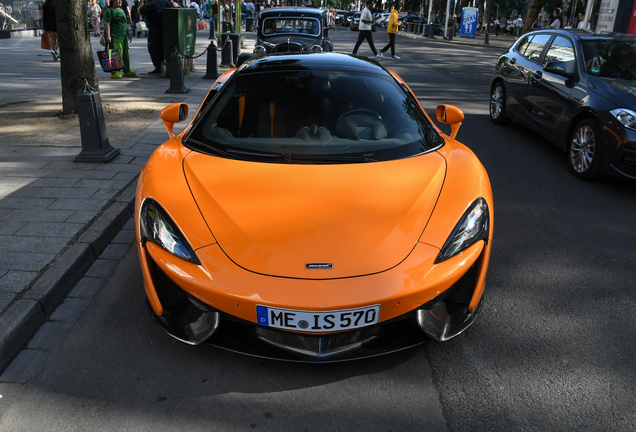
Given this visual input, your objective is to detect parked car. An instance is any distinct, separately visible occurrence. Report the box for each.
[136,52,494,361]
[374,12,390,27]
[250,7,333,55]
[342,10,355,27]
[399,16,426,31]
[490,29,636,180]
[335,10,347,24]
[350,11,376,31]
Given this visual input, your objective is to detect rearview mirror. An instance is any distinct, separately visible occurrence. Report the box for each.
[544,60,574,77]
[436,104,464,139]
[160,103,189,139]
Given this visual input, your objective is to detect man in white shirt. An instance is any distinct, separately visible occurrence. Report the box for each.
[352,0,380,59]
[547,8,561,29]
[577,11,587,29]
[514,15,523,38]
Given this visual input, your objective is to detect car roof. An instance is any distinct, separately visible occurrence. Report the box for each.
[259,7,325,19]
[523,29,636,43]
[238,52,389,76]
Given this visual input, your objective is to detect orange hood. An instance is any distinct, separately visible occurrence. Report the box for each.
[183,153,446,279]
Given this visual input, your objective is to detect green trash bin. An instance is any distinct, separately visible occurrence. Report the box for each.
[163,8,198,62]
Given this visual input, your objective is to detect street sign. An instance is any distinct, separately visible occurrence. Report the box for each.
[460,7,478,38]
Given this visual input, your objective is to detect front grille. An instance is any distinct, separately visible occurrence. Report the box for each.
[274,43,302,53]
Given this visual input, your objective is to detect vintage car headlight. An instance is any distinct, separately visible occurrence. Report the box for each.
[253,45,267,58]
[310,44,323,53]
[140,199,200,264]
[610,108,636,131]
[435,198,489,263]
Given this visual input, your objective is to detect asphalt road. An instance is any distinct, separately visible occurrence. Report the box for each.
[2,26,636,431]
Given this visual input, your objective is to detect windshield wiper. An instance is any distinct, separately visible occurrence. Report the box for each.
[186,139,242,160]
[281,154,377,163]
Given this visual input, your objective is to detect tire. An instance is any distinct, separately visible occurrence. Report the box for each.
[568,119,603,180]
[490,81,512,125]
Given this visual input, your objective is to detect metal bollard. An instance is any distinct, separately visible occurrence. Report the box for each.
[220,36,234,68]
[74,79,120,163]
[208,18,216,39]
[166,48,189,94]
[203,41,219,79]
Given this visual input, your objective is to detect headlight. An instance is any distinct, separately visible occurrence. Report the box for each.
[435,198,489,264]
[253,45,267,58]
[140,199,200,264]
[310,44,323,53]
[610,108,636,131]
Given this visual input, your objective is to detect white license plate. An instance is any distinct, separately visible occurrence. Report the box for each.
[256,305,380,333]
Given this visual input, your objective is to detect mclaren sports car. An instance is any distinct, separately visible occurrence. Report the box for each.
[135,52,494,362]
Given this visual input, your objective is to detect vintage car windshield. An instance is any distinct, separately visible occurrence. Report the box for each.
[262,17,321,36]
[581,38,636,80]
[185,68,443,163]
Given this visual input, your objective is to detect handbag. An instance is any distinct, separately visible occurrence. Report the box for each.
[197,20,207,30]
[41,33,52,50]
[97,46,124,72]
[136,21,148,32]
[99,33,107,46]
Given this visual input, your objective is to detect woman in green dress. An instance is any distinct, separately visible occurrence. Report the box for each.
[104,0,136,78]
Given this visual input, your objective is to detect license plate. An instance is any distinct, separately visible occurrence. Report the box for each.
[256,305,380,333]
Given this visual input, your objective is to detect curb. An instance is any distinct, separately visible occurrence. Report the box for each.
[0,179,138,372]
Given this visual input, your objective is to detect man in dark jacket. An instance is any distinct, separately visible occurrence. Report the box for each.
[140,0,174,74]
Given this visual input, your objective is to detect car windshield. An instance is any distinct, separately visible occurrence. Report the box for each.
[185,68,443,163]
[262,17,321,36]
[581,38,636,80]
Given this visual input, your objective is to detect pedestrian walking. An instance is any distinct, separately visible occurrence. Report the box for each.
[494,17,500,36]
[42,0,58,61]
[89,0,102,37]
[139,0,172,74]
[104,0,136,78]
[352,0,380,59]
[514,14,523,38]
[379,7,400,59]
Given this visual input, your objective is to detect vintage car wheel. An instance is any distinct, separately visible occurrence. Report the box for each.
[568,119,603,180]
[489,81,511,125]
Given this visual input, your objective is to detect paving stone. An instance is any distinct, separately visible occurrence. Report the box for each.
[68,277,104,298]
[84,258,118,279]
[0,271,39,294]
[10,186,99,199]
[15,221,84,238]
[111,229,136,245]
[28,177,80,188]
[0,349,50,383]
[99,243,130,260]
[49,298,91,323]
[32,237,70,254]
[0,299,47,373]
[64,210,98,224]
[0,220,28,236]
[0,292,15,313]
[0,236,43,252]
[48,198,108,211]
[58,170,117,180]
[123,217,135,230]
[0,197,55,210]
[26,321,73,351]
[0,251,53,272]
[0,209,75,223]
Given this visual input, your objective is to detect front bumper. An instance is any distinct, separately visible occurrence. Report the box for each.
[140,239,488,362]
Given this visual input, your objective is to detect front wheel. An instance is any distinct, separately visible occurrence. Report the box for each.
[568,119,603,180]
[490,81,512,125]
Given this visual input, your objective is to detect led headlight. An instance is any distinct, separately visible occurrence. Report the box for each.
[435,198,489,264]
[610,108,636,131]
[140,199,200,264]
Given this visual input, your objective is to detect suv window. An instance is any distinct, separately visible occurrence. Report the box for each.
[544,36,576,74]
[522,34,552,63]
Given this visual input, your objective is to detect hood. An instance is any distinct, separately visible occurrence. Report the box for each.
[184,153,446,279]
[591,76,636,107]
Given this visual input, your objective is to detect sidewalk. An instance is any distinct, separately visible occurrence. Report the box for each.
[0,28,256,372]
[398,27,516,49]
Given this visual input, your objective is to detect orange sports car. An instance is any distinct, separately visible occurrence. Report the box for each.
[135,53,493,362]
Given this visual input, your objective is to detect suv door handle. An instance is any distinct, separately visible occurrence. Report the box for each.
[533,71,542,80]
[510,58,517,65]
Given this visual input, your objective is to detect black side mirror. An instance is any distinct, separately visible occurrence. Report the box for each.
[544,60,574,77]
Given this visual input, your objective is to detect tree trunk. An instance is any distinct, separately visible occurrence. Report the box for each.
[523,0,550,33]
[56,0,99,114]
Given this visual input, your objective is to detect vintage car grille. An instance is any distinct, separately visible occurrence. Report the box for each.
[274,43,303,53]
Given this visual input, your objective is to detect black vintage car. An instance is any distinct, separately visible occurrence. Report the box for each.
[253,7,334,54]
[490,29,636,180]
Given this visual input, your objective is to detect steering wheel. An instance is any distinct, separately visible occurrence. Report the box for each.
[336,108,386,126]
[335,108,388,140]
